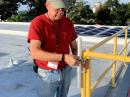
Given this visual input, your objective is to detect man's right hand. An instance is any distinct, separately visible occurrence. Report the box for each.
[64,54,80,66]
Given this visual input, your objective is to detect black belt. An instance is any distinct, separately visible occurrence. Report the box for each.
[33,64,67,73]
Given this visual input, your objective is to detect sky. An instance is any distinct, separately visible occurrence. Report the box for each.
[18,5,28,11]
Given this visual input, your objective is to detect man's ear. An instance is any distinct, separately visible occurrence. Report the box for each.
[45,2,49,9]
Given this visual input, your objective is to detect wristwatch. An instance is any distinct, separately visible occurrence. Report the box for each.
[61,54,65,62]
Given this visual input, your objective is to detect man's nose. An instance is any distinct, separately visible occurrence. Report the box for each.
[58,8,65,12]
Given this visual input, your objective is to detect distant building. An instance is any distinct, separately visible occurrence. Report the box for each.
[92,2,101,13]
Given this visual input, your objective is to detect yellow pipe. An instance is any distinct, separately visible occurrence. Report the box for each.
[124,29,128,65]
[86,59,91,97]
[88,34,117,51]
[91,43,130,91]
[117,41,130,57]
[81,51,86,97]
[81,72,86,97]
[124,29,128,55]
[83,51,130,62]
[112,36,117,87]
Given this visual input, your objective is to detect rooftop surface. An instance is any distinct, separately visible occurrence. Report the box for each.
[0,22,130,97]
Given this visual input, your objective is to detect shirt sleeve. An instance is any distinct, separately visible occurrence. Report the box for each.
[69,21,78,42]
[27,18,43,43]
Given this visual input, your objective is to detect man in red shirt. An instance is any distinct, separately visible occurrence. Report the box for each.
[28,0,79,97]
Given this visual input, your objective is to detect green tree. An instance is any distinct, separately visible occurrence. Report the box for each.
[110,4,128,25]
[67,1,95,24]
[65,0,76,12]
[33,0,47,15]
[0,0,27,21]
[5,0,47,22]
[7,11,28,22]
[0,0,17,21]
[126,2,130,24]
[95,7,111,25]
[98,0,129,25]
[104,0,120,9]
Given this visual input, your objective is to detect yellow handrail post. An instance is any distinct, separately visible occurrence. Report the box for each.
[81,51,86,97]
[112,36,117,87]
[85,58,91,97]
[81,68,86,97]
[124,29,128,65]
[82,50,91,97]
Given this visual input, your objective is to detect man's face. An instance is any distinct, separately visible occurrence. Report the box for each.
[47,2,65,20]
[54,8,65,19]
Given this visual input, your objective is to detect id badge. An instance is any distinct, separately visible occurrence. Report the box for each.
[47,62,59,69]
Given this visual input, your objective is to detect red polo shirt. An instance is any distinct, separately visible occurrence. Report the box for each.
[28,14,77,70]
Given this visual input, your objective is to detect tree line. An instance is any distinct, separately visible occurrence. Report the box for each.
[0,0,130,26]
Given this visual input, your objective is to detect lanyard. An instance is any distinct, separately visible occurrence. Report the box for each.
[51,20,62,51]
[47,13,62,51]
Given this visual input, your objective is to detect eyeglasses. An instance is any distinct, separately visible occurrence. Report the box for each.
[55,8,65,13]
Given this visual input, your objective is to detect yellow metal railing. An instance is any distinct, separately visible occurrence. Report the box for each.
[81,26,130,97]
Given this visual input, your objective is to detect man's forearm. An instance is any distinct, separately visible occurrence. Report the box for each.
[70,40,78,55]
[31,48,62,62]
[71,48,77,55]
